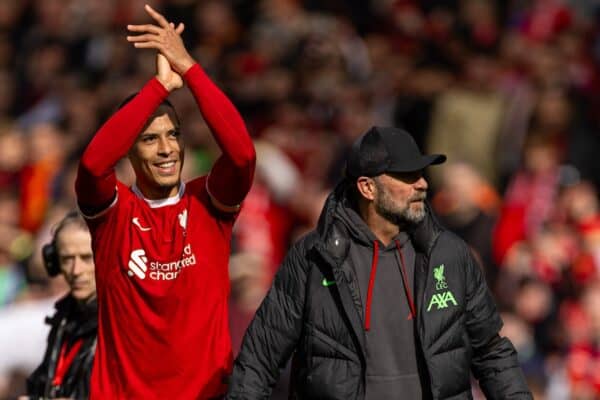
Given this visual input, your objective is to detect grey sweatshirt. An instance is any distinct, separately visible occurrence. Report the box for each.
[336,196,424,399]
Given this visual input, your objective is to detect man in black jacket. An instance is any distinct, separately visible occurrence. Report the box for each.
[24,211,97,400]
[227,127,532,399]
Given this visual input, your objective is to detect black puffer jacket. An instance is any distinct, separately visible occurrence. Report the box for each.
[227,182,531,400]
[26,294,97,400]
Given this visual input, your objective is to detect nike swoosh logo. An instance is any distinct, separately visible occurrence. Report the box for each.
[322,278,335,287]
[132,217,151,231]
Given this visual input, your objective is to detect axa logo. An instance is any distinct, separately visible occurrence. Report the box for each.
[427,291,458,311]
[427,264,458,312]
[128,249,148,279]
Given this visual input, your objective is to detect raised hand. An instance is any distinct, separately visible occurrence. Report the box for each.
[127,4,195,76]
[156,52,183,92]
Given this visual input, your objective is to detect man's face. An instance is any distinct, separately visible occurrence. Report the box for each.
[129,110,184,199]
[372,170,428,225]
[56,225,96,302]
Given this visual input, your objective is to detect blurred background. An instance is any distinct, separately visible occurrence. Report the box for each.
[1,0,600,398]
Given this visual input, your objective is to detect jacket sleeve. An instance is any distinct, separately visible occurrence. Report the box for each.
[465,248,532,399]
[226,240,309,400]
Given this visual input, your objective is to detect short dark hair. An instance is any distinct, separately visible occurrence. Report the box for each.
[117,92,181,128]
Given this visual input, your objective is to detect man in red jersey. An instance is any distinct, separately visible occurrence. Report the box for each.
[75,5,255,399]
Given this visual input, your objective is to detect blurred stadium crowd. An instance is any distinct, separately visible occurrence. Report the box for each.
[1,0,600,398]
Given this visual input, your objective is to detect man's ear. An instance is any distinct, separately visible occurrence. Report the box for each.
[356,176,376,201]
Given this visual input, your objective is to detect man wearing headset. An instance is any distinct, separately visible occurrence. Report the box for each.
[24,211,97,400]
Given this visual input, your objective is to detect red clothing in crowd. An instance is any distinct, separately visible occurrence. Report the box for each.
[493,169,559,265]
[75,64,255,399]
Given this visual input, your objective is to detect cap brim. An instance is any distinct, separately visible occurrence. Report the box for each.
[388,154,446,173]
[425,153,446,166]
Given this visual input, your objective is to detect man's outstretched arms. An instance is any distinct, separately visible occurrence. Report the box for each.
[79,3,255,216]
[77,10,185,216]
[127,5,256,212]
[75,77,170,215]
[185,65,256,212]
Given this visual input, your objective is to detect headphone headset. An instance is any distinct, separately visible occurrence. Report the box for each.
[42,211,84,277]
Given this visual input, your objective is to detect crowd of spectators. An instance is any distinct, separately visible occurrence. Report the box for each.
[1,0,600,398]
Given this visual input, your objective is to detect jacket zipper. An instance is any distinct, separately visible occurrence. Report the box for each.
[45,317,67,398]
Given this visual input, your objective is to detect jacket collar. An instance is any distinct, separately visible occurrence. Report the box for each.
[47,294,98,337]
[315,180,444,260]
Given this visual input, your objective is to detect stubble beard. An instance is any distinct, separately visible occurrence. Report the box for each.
[373,182,427,227]
[150,161,184,195]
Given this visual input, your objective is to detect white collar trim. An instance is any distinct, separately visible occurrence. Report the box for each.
[131,182,185,208]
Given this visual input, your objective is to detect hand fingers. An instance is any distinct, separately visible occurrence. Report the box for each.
[126,34,158,43]
[169,22,184,34]
[157,53,169,63]
[170,22,185,33]
[127,24,162,34]
[156,53,170,69]
[144,4,170,29]
[132,41,162,50]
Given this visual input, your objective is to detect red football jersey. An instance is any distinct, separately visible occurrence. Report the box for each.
[76,63,255,398]
[87,178,234,399]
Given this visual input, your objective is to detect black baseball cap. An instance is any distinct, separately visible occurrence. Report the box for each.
[345,126,446,179]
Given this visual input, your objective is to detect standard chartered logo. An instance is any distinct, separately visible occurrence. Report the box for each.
[127,244,197,281]
[128,249,148,279]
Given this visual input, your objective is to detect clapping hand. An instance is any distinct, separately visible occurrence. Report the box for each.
[127,4,196,90]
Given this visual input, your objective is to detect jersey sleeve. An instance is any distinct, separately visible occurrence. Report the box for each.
[183,64,256,212]
[75,78,169,217]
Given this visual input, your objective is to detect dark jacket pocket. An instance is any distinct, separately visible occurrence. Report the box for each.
[312,328,360,363]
